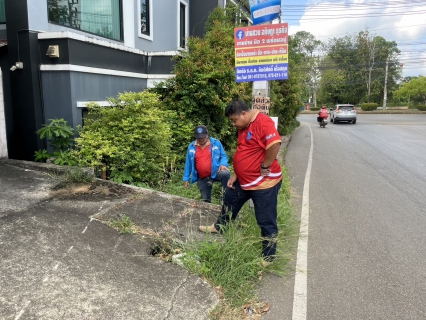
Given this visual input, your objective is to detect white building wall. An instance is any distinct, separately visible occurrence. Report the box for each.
[27,0,182,52]
[0,69,8,158]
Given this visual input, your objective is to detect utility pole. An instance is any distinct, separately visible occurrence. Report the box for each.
[383,59,389,109]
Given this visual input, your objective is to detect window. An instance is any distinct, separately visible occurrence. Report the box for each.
[47,0,123,41]
[178,0,188,48]
[0,0,5,23]
[138,0,153,40]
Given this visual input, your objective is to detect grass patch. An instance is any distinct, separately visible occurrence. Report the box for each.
[156,165,297,318]
[107,214,134,234]
[62,166,94,183]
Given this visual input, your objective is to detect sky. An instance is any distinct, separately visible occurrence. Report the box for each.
[280,0,426,78]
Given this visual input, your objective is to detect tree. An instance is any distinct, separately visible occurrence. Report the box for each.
[152,5,251,151]
[323,32,401,105]
[317,56,347,105]
[291,31,323,107]
[270,33,305,134]
[394,76,426,106]
[358,30,377,102]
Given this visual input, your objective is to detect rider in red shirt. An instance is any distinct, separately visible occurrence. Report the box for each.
[317,106,329,123]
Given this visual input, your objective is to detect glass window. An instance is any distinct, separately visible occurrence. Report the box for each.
[179,2,186,48]
[0,0,5,23]
[140,0,149,35]
[47,0,123,41]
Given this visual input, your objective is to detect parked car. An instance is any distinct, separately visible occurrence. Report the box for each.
[331,104,357,124]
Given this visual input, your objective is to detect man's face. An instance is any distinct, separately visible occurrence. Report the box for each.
[196,136,209,146]
[228,111,248,130]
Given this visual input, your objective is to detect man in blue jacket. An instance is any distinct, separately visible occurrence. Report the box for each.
[183,125,230,203]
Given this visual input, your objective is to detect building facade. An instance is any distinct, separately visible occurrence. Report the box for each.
[0,0,249,160]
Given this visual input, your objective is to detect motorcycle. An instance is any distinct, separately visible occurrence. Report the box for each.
[319,117,328,128]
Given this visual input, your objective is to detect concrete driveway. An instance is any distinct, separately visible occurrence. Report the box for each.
[0,160,219,320]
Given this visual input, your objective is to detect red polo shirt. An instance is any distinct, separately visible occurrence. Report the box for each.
[233,112,282,190]
[195,140,212,179]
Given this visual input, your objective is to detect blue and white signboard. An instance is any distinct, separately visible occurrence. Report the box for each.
[234,23,288,82]
[249,0,281,25]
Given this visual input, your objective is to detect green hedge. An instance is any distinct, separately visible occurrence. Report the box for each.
[310,107,320,111]
[74,91,179,187]
[417,105,426,111]
[360,103,378,111]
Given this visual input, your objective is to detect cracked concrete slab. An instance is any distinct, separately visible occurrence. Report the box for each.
[0,161,218,319]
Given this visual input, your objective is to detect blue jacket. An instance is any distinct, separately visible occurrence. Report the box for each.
[183,137,229,184]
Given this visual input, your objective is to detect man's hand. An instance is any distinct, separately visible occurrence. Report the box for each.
[184,181,189,189]
[217,165,229,172]
[227,174,237,189]
[260,167,271,176]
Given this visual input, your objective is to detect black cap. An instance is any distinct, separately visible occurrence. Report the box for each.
[194,125,208,139]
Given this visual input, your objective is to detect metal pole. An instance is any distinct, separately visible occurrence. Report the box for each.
[383,59,389,110]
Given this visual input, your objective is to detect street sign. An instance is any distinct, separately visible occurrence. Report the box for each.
[248,0,281,25]
[234,23,288,83]
[252,96,271,115]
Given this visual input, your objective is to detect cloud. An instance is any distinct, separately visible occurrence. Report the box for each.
[285,0,426,76]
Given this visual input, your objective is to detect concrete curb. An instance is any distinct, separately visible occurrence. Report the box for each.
[0,158,94,176]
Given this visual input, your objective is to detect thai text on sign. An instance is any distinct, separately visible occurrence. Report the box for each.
[252,96,270,115]
[234,23,289,82]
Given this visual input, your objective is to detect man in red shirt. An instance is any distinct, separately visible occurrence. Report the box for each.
[183,125,230,203]
[199,99,282,265]
[317,105,329,123]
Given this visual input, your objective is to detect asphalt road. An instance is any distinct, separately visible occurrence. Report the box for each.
[286,114,426,320]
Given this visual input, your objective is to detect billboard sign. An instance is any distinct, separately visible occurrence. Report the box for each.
[248,0,281,25]
[234,23,288,82]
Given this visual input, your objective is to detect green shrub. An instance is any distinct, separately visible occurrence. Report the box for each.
[151,6,251,151]
[310,107,320,111]
[74,91,178,187]
[34,118,77,165]
[416,105,426,111]
[360,103,378,111]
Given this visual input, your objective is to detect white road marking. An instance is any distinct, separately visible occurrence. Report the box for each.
[14,300,31,320]
[292,124,313,320]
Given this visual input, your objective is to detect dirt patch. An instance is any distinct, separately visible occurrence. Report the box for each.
[49,180,137,201]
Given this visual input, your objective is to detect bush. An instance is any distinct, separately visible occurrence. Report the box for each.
[151,6,251,151]
[310,107,320,111]
[74,91,178,187]
[416,105,426,111]
[34,118,77,165]
[360,103,378,111]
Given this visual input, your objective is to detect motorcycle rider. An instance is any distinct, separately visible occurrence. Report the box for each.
[317,105,329,123]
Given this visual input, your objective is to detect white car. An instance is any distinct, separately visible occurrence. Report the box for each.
[331,104,357,124]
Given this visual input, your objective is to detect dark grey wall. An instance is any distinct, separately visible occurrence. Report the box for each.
[5,0,45,160]
[190,0,218,38]
[41,71,147,130]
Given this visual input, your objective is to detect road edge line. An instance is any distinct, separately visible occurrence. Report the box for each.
[292,124,313,320]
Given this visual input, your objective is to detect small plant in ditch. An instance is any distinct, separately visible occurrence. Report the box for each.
[63,167,94,183]
[150,235,183,262]
[107,214,134,234]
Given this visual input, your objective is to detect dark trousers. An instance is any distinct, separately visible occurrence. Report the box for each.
[215,179,282,261]
[197,170,230,203]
